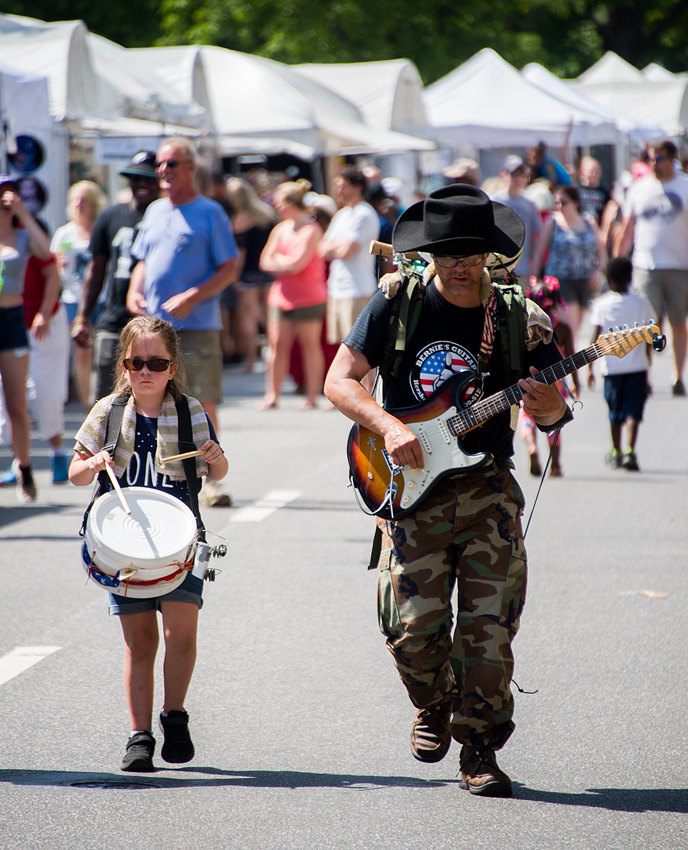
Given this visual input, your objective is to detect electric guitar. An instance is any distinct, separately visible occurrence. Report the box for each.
[347,323,664,520]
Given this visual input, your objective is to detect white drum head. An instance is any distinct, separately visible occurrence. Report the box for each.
[87,486,197,571]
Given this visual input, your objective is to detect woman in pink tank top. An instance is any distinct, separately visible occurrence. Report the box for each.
[259,180,327,410]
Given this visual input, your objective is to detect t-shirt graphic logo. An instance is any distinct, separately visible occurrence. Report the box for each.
[640,191,684,222]
[410,342,482,404]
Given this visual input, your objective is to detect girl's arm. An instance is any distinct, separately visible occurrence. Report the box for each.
[69,450,114,486]
[199,440,229,481]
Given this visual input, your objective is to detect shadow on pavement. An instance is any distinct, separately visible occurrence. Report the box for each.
[0,767,450,790]
[513,783,688,813]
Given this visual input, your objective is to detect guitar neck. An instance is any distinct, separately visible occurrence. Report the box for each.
[451,344,600,435]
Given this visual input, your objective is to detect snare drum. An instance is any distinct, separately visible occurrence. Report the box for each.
[82,486,198,598]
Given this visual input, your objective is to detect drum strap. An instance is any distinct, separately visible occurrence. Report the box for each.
[79,394,205,537]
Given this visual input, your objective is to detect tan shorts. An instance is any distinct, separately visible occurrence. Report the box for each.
[633,267,688,324]
[327,295,374,344]
[177,329,223,404]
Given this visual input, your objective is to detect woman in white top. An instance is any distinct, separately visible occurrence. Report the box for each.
[51,180,106,410]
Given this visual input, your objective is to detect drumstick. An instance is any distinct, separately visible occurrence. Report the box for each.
[160,449,204,464]
[369,240,423,261]
[105,464,131,515]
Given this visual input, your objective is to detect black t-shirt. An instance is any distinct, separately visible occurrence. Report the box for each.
[344,282,565,461]
[577,183,611,224]
[114,412,218,509]
[89,203,144,333]
[235,222,275,284]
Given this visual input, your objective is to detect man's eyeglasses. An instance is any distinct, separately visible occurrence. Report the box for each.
[433,254,484,269]
[155,159,186,171]
[123,358,172,372]
[651,155,665,163]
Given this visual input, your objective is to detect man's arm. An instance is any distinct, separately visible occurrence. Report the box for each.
[318,237,361,262]
[614,215,635,258]
[324,344,425,469]
[71,254,108,347]
[159,257,238,320]
[519,367,569,427]
[126,260,147,316]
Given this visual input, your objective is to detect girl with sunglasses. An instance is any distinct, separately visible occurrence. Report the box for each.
[69,316,228,773]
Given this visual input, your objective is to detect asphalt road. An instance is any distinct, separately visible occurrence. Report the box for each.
[1,328,686,850]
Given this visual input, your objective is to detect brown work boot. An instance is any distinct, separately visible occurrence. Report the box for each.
[410,700,452,763]
[459,745,513,797]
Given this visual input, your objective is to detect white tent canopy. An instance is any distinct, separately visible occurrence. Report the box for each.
[521,62,658,142]
[292,59,431,135]
[131,45,435,157]
[0,14,205,128]
[572,51,688,137]
[425,48,627,149]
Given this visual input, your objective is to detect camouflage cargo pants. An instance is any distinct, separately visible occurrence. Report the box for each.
[376,462,527,750]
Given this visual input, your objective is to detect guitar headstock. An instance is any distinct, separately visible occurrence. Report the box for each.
[595,323,666,358]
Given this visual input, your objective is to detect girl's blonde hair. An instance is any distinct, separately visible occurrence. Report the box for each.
[273,178,312,210]
[113,317,188,402]
[226,176,276,227]
[66,180,106,220]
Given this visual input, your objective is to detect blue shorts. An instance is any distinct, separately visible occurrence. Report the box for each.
[0,306,29,352]
[604,371,648,426]
[108,570,204,616]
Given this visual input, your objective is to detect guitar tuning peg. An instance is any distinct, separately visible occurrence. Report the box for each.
[608,327,613,333]
[623,324,630,330]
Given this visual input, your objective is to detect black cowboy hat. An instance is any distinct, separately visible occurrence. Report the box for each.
[392,184,525,257]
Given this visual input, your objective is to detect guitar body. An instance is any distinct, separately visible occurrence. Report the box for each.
[347,372,494,520]
[346,322,665,522]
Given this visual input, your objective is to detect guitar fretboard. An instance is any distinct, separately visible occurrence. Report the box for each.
[449,343,600,436]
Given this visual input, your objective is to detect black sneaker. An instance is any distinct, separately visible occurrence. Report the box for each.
[622,450,640,471]
[17,464,37,504]
[121,731,156,772]
[159,710,195,763]
[672,379,686,397]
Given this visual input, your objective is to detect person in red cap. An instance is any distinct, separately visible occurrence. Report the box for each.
[325,184,571,798]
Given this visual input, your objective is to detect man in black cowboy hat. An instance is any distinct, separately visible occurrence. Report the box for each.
[72,151,160,403]
[325,184,571,797]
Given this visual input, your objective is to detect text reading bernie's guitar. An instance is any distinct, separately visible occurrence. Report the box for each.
[348,323,665,520]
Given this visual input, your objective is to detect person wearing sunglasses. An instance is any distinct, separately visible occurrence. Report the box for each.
[615,139,688,397]
[70,315,228,773]
[71,151,161,407]
[127,138,239,506]
[325,184,572,798]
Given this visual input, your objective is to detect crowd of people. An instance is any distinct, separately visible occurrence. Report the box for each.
[1,133,685,788]
[1,138,686,503]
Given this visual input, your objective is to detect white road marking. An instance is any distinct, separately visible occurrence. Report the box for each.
[0,647,61,686]
[228,489,301,523]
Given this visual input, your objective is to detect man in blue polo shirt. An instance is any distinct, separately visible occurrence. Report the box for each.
[128,138,238,505]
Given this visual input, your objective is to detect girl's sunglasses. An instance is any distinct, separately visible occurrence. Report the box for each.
[123,358,172,372]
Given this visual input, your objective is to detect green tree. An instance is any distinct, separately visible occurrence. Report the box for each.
[2,0,688,81]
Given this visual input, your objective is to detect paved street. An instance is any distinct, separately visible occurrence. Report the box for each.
[1,327,687,850]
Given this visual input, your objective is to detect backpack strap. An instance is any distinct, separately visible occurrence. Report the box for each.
[79,394,129,537]
[493,282,527,384]
[379,271,426,380]
[176,395,205,534]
